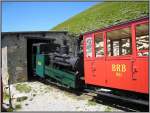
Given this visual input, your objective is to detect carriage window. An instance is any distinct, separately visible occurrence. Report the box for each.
[86,37,92,58]
[136,23,149,56]
[107,27,132,56]
[94,33,104,57]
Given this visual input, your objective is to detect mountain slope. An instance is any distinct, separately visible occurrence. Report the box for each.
[52,1,149,35]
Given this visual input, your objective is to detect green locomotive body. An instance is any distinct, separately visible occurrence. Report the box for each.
[32,39,84,89]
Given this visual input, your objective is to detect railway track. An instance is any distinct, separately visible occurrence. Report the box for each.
[94,95,149,112]
[32,77,149,112]
[84,89,149,112]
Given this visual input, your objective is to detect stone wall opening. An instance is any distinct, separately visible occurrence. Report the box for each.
[27,38,51,81]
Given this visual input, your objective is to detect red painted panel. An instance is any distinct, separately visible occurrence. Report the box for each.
[106,59,134,91]
[133,57,149,94]
[84,60,106,86]
[93,60,106,86]
[84,61,95,84]
[106,57,148,94]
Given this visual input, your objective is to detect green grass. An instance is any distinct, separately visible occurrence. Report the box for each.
[87,100,97,106]
[52,1,149,36]
[104,106,112,112]
[16,83,31,93]
[15,104,22,110]
[16,96,28,102]
[3,91,10,100]
[7,107,14,112]
[33,94,36,97]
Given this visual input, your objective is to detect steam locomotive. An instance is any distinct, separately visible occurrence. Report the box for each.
[31,16,149,107]
[32,38,84,89]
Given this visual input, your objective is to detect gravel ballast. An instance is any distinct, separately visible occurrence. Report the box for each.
[4,81,122,111]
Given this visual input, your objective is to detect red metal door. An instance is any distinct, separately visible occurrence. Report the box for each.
[131,22,149,94]
[133,57,148,94]
[84,33,107,87]
[91,32,106,86]
[84,34,95,84]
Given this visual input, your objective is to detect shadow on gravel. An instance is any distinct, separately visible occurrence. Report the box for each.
[94,95,149,112]
[31,77,83,96]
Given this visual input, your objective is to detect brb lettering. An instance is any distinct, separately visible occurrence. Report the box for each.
[112,64,126,77]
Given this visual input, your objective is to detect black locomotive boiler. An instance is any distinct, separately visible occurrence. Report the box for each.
[32,38,84,89]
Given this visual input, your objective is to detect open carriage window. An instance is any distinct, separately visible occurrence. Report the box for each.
[94,33,104,57]
[107,27,132,56]
[136,23,149,56]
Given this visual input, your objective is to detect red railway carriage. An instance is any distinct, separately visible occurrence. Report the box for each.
[81,16,149,94]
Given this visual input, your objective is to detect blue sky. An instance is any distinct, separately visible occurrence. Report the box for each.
[2,2,99,32]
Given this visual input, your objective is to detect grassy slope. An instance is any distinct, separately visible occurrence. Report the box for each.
[52,1,149,35]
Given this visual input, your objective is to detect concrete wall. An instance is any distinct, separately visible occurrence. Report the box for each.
[2,34,27,84]
[2,32,70,84]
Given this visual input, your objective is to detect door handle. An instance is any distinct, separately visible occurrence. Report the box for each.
[131,59,137,80]
[91,62,96,72]
[91,62,96,77]
[133,67,138,73]
[92,67,96,72]
[91,62,95,65]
